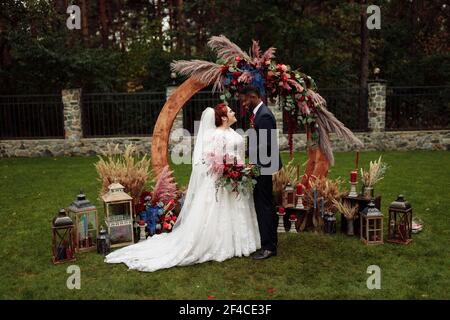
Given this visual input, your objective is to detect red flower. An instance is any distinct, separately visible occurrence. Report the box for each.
[207,295,216,300]
[267,287,275,294]
[221,65,229,73]
[139,220,145,226]
[163,222,170,230]
[172,216,177,222]
[231,79,237,86]
[165,215,171,221]
[289,214,297,221]
[278,207,285,214]
[233,71,242,77]
[235,56,241,62]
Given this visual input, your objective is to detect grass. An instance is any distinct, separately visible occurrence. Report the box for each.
[0,151,449,299]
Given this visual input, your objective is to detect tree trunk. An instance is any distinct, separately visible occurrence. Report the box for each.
[99,0,109,48]
[80,0,89,45]
[359,0,369,126]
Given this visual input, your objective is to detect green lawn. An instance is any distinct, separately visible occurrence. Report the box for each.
[0,151,449,299]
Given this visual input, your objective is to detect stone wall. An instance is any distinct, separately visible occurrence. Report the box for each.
[1,82,449,158]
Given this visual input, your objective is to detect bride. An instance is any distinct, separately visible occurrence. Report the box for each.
[105,103,261,272]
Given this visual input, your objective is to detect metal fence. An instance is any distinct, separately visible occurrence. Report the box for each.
[283,87,369,133]
[182,90,251,133]
[386,86,450,131]
[0,94,64,139]
[81,92,166,137]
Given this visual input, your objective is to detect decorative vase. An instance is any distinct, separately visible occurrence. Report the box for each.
[346,218,354,236]
[363,186,374,198]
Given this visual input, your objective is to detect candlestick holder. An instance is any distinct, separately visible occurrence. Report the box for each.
[138,221,147,242]
[289,216,298,233]
[277,209,286,233]
[348,181,358,198]
[295,193,305,209]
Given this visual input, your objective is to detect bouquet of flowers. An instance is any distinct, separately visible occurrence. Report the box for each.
[207,153,260,199]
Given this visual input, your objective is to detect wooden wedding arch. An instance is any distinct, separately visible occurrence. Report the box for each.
[151,77,330,187]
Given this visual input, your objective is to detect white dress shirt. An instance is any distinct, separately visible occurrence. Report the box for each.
[253,101,264,116]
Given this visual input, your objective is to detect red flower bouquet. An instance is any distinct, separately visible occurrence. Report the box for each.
[207,153,260,199]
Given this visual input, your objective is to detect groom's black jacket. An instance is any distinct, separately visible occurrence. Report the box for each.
[250,103,282,175]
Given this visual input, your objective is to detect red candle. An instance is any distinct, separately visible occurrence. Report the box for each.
[296,183,303,195]
[350,170,358,183]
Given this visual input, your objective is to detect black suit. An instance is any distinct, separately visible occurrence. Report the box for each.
[251,103,282,252]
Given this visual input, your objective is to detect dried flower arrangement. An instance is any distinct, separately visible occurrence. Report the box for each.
[272,159,301,202]
[95,144,153,205]
[303,176,344,213]
[360,156,388,188]
[332,199,359,220]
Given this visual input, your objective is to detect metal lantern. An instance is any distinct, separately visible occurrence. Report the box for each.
[323,212,336,234]
[282,182,295,208]
[388,195,413,244]
[102,182,134,248]
[52,209,76,264]
[360,201,384,245]
[67,190,99,252]
[96,226,111,256]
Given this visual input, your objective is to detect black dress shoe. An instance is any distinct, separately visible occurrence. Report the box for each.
[252,249,277,260]
[250,249,264,258]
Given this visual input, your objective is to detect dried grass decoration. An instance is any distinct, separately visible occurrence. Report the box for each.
[332,199,359,236]
[360,155,388,188]
[300,176,344,232]
[272,159,301,202]
[95,144,153,207]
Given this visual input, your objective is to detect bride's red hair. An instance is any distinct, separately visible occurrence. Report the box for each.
[214,103,228,127]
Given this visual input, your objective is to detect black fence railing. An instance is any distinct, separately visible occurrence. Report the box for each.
[283,87,369,133]
[386,86,450,131]
[0,94,64,139]
[81,92,166,137]
[183,91,251,134]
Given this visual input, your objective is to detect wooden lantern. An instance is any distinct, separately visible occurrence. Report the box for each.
[52,209,76,264]
[67,191,99,252]
[360,201,384,245]
[387,195,413,244]
[102,183,134,248]
[282,182,295,208]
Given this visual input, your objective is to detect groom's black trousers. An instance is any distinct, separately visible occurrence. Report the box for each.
[253,174,277,252]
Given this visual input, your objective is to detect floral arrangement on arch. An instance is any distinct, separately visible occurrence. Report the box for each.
[171,35,363,164]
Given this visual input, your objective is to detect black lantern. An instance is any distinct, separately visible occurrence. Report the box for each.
[323,212,336,234]
[97,226,111,256]
[388,195,413,244]
[360,201,384,245]
[52,209,76,264]
[67,190,99,252]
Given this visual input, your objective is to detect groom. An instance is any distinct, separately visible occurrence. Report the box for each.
[240,86,282,260]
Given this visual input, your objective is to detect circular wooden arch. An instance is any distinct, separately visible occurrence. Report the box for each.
[151,77,329,187]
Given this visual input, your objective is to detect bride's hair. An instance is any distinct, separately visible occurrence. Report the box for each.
[214,103,228,127]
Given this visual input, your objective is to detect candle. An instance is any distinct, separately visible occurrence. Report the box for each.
[350,170,358,183]
[313,189,317,209]
[83,213,87,240]
[355,151,360,169]
[296,183,303,195]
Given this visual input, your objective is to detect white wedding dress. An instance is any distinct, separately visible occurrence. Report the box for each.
[105,108,261,272]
